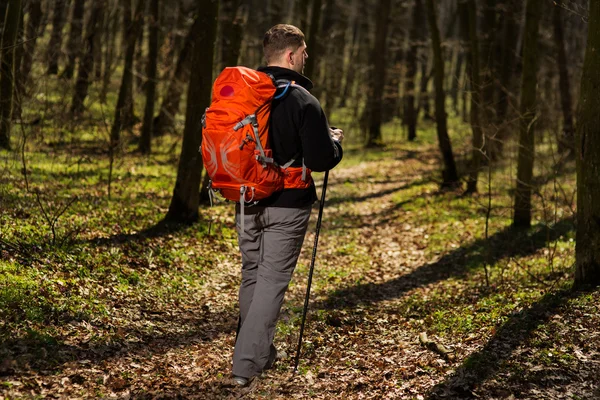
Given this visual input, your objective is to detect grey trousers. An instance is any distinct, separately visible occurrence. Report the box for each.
[232,204,312,378]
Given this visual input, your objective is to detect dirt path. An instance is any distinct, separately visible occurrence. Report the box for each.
[2,145,598,399]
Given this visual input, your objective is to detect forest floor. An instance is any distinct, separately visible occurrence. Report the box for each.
[1,123,599,399]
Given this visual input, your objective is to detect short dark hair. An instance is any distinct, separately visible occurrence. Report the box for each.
[263,24,305,64]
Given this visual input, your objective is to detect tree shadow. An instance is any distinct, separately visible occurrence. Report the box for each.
[325,177,434,207]
[315,217,575,311]
[75,216,210,248]
[0,306,238,375]
[426,287,591,399]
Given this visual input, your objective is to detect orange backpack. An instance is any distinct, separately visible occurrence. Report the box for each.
[201,66,311,205]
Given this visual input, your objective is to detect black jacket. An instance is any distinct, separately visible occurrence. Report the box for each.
[256,66,343,208]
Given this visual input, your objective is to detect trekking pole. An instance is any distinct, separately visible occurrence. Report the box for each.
[294,170,329,373]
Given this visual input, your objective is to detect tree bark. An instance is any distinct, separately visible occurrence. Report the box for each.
[0,0,21,150]
[219,0,244,70]
[101,4,120,103]
[166,0,218,223]
[513,0,541,228]
[493,0,521,158]
[93,3,106,79]
[110,0,145,149]
[404,0,424,141]
[71,0,104,116]
[12,4,24,120]
[20,0,43,90]
[121,0,137,127]
[46,0,68,75]
[553,4,575,155]
[61,0,85,79]
[139,0,159,154]
[364,0,392,147]
[574,0,600,288]
[425,0,459,187]
[463,0,483,194]
[304,0,322,80]
[153,15,199,136]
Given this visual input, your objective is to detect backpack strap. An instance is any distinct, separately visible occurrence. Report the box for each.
[234,114,273,166]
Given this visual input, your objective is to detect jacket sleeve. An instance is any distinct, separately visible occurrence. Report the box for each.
[299,97,343,172]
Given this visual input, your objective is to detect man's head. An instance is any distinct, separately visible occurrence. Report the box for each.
[263,24,308,74]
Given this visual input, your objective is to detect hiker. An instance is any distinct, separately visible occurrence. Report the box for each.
[231,24,344,386]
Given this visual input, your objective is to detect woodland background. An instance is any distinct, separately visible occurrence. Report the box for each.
[0,0,599,398]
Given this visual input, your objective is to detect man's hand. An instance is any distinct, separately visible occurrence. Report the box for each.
[330,127,344,143]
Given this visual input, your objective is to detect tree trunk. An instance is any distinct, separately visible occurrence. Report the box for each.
[101,4,119,103]
[480,0,497,125]
[303,0,322,80]
[153,15,198,136]
[338,0,361,108]
[110,0,145,149]
[12,4,24,120]
[418,52,431,120]
[93,3,106,79]
[219,0,244,70]
[364,0,392,148]
[121,0,137,127]
[46,0,67,75]
[404,0,424,142]
[463,0,483,194]
[575,0,600,288]
[20,0,43,90]
[166,0,218,223]
[450,50,464,115]
[139,0,159,154]
[425,0,459,187]
[553,4,575,155]
[71,0,104,116]
[513,0,541,228]
[494,0,521,158]
[61,0,85,79]
[0,0,21,150]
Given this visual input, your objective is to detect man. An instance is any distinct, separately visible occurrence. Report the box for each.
[232,24,344,386]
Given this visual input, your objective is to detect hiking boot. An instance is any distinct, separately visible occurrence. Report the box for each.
[232,376,249,387]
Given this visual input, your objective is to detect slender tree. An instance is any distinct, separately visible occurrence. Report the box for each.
[121,0,137,127]
[404,0,424,141]
[110,0,145,149]
[101,4,120,103]
[553,4,575,155]
[219,0,244,70]
[71,0,104,116]
[364,0,392,147]
[575,0,600,287]
[19,0,43,90]
[47,0,68,75]
[153,15,199,136]
[463,0,483,194]
[304,0,322,80]
[425,0,459,187]
[0,0,22,150]
[12,4,24,121]
[166,0,218,222]
[513,0,541,228]
[61,0,85,79]
[139,0,159,154]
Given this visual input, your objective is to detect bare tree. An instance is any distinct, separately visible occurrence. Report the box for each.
[166,0,218,223]
[19,0,43,90]
[110,0,145,149]
[513,0,542,228]
[71,0,104,116]
[139,0,159,154]
[46,0,68,75]
[0,0,22,150]
[574,0,600,288]
[61,0,85,79]
[425,0,459,187]
[364,0,392,147]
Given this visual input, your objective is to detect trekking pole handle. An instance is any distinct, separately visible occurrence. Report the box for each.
[293,170,329,373]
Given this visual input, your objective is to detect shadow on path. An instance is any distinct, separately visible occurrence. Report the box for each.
[315,217,575,311]
[426,288,591,399]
